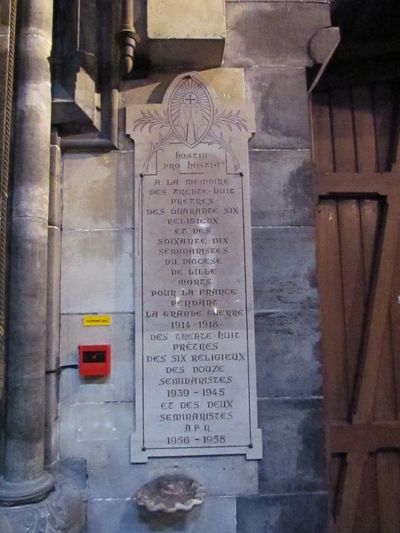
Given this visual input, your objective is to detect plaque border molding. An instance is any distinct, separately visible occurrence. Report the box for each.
[127,72,262,464]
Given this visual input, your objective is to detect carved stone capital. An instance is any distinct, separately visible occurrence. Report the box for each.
[0,480,86,533]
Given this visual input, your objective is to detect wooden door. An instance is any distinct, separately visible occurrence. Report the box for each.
[311,84,400,533]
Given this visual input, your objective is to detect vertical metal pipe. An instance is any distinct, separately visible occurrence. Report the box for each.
[118,0,137,76]
[0,0,54,505]
[122,0,134,25]
[45,131,62,467]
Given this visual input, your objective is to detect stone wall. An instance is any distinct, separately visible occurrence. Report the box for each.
[59,1,331,531]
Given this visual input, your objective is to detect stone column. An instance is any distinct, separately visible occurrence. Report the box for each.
[0,0,54,504]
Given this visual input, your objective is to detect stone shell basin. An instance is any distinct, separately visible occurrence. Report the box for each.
[134,475,206,513]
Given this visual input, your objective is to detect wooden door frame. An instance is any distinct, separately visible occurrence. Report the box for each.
[315,170,400,532]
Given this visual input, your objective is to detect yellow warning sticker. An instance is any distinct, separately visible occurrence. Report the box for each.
[83,315,112,327]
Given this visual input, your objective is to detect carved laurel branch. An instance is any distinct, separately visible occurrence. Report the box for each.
[134,107,247,173]
[204,129,229,151]
[204,130,240,171]
[143,130,176,172]
[212,109,248,132]
[133,108,248,134]
[133,110,170,132]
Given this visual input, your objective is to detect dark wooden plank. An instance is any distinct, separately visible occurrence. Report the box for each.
[352,86,377,173]
[377,452,400,533]
[360,199,380,295]
[360,200,396,420]
[330,454,346,518]
[316,200,349,419]
[387,228,400,419]
[331,88,357,173]
[391,89,400,172]
[372,203,396,423]
[311,92,335,173]
[373,83,394,172]
[391,137,400,172]
[389,236,400,418]
[337,201,366,399]
[354,454,379,533]
[373,322,396,421]
[316,172,400,196]
[390,306,400,421]
[330,422,400,453]
[336,452,368,533]
[354,195,400,423]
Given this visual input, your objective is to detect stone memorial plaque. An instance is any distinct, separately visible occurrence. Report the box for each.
[127,72,262,463]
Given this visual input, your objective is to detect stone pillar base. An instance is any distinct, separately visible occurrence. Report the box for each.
[0,479,86,532]
[0,472,54,506]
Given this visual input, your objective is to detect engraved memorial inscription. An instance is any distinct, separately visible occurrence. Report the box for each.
[127,73,262,463]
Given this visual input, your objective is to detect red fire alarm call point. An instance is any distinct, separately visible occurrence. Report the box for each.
[79,344,111,377]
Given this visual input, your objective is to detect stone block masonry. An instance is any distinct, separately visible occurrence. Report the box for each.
[147,0,226,67]
[57,1,332,531]
[230,3,329,532]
